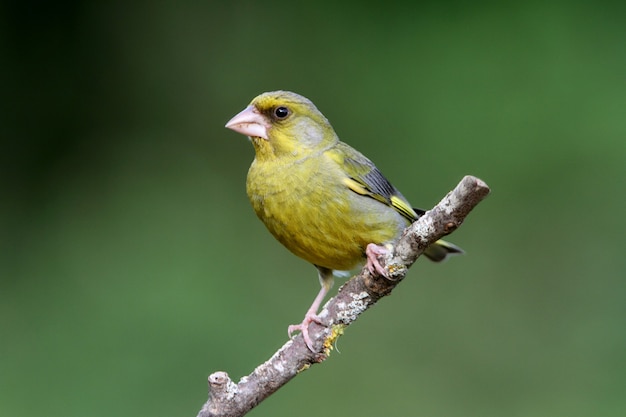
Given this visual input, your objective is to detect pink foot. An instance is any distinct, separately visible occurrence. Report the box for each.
[366,243,389,277]
[288,312,323,351]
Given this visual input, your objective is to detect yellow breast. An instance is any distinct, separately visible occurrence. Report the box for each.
[246,153,407,271]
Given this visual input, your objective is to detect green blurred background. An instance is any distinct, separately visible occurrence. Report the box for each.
[2,1,625,416]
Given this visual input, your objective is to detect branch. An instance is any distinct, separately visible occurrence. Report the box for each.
[196,175,491,417]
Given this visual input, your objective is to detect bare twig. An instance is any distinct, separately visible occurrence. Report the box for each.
[196,175,490,417]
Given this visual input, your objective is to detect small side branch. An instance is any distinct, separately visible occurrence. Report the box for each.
[196,175,490,417]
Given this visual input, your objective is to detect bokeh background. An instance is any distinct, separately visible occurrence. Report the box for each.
[2,1,625,416]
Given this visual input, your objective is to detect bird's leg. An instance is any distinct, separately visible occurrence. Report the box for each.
[366,243,390,277]
[288,267,334,351]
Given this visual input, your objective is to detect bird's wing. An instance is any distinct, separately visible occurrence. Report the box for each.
[326,142,418,222]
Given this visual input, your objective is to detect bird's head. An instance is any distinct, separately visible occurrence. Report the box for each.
[225,91,338,160]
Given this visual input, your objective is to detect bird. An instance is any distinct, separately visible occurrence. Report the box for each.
[225,90,462,351]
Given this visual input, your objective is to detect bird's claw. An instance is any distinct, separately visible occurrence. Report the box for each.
[288,312,323,352]
[366,243,390,277]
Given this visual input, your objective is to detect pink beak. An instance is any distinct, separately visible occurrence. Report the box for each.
[225,106,269,140]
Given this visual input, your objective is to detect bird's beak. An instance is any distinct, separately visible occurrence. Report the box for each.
[225,106,269,140]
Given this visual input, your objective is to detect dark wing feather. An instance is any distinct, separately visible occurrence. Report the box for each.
[328,142,418,222]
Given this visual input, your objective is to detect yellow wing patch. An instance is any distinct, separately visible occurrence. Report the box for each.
[342,177,388,205]
[343,177,417,222]
[390,195,418,222]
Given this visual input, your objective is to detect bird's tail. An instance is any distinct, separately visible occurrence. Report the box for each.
[424,239,464,262]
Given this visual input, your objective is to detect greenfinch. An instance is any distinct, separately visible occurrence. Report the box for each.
[225,91,462,350]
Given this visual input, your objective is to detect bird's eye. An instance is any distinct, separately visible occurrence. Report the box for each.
[273,106,290,120]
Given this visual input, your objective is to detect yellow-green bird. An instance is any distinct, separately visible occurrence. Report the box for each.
[225,91,462,350]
